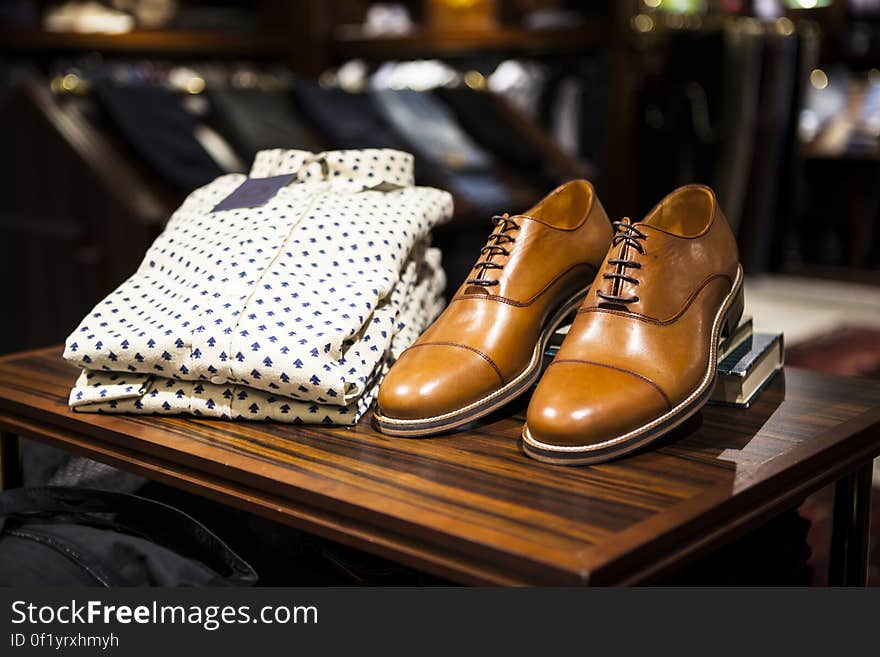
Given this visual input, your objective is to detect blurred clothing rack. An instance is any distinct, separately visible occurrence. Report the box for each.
[633,10,821,275]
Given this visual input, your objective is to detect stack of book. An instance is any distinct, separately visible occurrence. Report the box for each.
[545,316,784,408]
[711,317,784,407]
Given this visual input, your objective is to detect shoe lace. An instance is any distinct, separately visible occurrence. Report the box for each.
[597,217,648,305]
[465,213,521,288]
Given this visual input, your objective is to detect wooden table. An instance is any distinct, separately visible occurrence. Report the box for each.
[1,346,878,585]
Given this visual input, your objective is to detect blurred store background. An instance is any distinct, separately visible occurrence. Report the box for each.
[1,0,880,584]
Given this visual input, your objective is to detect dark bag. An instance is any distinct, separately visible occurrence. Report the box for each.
[0,487,257,586]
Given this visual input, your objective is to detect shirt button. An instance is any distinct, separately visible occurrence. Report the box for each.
[210,376,227,385]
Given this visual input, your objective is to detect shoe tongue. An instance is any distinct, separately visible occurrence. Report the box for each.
[463,284,490,296]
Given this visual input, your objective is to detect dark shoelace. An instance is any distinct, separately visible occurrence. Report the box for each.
[465,213,521,288]
[597,218,648,305]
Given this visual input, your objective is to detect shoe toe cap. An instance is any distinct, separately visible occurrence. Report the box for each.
[525,361,670,452]
[378,344,504,421]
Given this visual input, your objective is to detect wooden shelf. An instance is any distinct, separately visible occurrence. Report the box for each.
[332,24,609,59]
[0,29,288,56]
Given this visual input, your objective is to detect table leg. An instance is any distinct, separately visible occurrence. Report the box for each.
[829,462,874,586]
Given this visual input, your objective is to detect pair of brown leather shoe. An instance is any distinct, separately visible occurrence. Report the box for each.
[375,181,744,465]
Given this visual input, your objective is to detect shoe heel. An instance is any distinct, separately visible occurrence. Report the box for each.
[721,282,745,339]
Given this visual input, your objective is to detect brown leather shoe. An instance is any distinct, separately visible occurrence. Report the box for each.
[523,185,744,465]
[375,180,613,436]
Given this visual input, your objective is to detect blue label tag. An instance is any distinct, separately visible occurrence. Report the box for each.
[212,173,297,212]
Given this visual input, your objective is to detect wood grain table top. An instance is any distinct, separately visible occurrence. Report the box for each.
[1,347,879,585]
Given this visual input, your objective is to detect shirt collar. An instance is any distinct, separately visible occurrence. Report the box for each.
[249,148,415,191]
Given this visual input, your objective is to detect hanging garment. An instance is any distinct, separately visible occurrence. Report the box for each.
[572,55,610,176]
[488,60,550,123]
[532,56,607,177]
[369,87,514,214]
[207,87,324,162]
[433,86,559,190]
[93,80,225,191]
[550,77,583,159]
[64,148,453,424]
[713,21,764,235]
[738,28,799,274]
[292,82,413,153]
[369,87,492,172]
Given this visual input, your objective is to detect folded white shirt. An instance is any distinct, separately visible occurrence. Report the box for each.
[63,148,453,421]
[69,246,445,424]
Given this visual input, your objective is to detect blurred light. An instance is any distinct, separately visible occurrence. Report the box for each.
[810,68,829,90]
[337,60,368,92]
[777,17,795,35]
[784,0,832,7]
[632,14,655,32]
[656,0,704,14]
[666,13,685,28]
[754,0,783,18]
[232,70,258,88]
[799,109,821,142]
[318,71,337,88]
[463,70,486,90]
[169,67,205,94]
[742,17,763,34]
[61,73,80,92]
[185,76,205,94]
[643,0,662,7]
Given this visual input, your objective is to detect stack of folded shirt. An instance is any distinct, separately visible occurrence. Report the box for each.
[63,148,453,425]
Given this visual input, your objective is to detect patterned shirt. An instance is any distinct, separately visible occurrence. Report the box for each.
[64,148,453,424]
